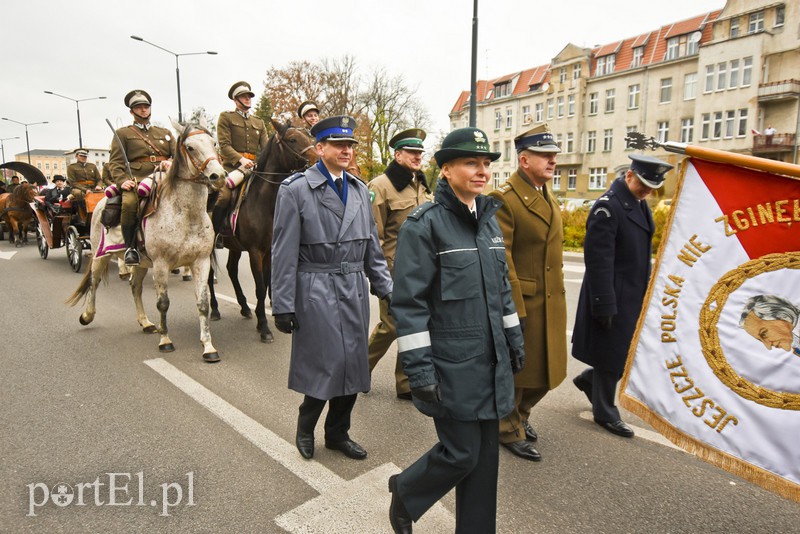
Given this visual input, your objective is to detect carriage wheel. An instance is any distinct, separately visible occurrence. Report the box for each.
[66,226,83,272]
[36,225,48,259]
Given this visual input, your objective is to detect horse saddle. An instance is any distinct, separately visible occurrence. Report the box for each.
[101,195,122,228]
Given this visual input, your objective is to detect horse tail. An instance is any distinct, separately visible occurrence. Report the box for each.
[65,255,107,306]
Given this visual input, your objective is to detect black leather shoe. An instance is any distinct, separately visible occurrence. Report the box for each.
[124,248,140,266]
[388,475,413,534]
[396,392,412,401]
[523,420,538,442]
[325,439,367,460]
[502,440,542,461]
[296,430,314,459]
[573,375,593,405]
[595,419,635,438]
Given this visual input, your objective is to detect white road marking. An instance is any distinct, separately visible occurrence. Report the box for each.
[214,292,270,313]
[144,358,453,532]
[562,263,585,273]
[578,411,682,451]
[0,250,18,260]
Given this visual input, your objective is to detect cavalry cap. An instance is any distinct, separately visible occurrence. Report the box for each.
[76,149,89,157]
[390,128,426,152]
[124,90,151,108]
[298,100,320,118]
[310,115,358,143]
[434,127,501,167]
[228,81,255,100]
[515,123,561,153]
[628,154,673,189]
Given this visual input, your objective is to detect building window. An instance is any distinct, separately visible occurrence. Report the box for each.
[603,129,613,151]
[506,108,513,129]
[559,68,567,84]
[748,11,764,34]
[589,168,607,190]
[534,103,543,122]
[503,171,510,184]
[737,109,748,137]
[657,121,670,143]
[566,132,574,153]
[717,63,727,91]
[628,84,640,109]
[495,109,502,130]
[552,170,562,190]
[730,17,739,38]
[626,125,637,148]
[729,59,740,88]
[587,131,596,153]
[556,96,564,118]
[684,73,697,100]
[495,83,510,98]
[742,57,752,86]
[681,118,694,143]
[504,140,512,161]
[704,65,715,93]
[556,134,563,150]
[45,162,50,170]
[595,54,615,76]
[775,5,785,27]
[589,92,598,115]
[493,141,500,154]
[713,112,723,139]
[631,47,644,68]
[572,63,581,80]
[701,113,711,140]
[547,98,554,120]
[522,105,531,125]
[568,94,576,116]
[724,110,736,138]
[660,78,672,103]
[605,89,615,113]
[492,172,501,190]
[666,37,679,60]
[568,169,577,190]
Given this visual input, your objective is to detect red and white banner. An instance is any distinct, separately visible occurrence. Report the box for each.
[621,157,800,502]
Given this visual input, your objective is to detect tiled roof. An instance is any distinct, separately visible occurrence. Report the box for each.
[493,72,519,85]
[595,41,622,58]
[631,32,651,49]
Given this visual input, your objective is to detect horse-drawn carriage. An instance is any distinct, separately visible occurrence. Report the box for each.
[32,190,104,272]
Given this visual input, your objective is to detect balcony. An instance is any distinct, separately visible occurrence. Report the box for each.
[758,80,800,102]
[753,133,795,153]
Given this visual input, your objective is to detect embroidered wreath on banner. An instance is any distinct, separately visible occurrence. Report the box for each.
[699,251,800,410]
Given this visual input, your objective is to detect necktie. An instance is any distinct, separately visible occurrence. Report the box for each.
[335,178,343,197]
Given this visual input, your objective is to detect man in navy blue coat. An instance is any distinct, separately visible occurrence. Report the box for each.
[571,154,673,438]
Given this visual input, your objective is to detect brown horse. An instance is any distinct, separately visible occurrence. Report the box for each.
[0,183,36,246]
[209,119,318,343]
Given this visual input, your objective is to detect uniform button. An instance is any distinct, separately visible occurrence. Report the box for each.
[546,266,551,271]
[547,293,551,298]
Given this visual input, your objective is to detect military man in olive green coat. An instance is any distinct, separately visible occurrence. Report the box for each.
[108,89,176,265]
[66,148,102,201]
[367,128,432,399]
[211,81,267,237]
[488,124,567,462]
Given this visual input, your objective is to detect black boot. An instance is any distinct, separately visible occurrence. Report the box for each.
[211,206,227,249]
[122,224,140,266]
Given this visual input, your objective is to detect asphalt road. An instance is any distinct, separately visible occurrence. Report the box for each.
[1,240,797,533]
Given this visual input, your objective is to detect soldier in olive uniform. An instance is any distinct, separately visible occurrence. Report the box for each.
[211,81,268,238]
[101,163,113,187]
[297,100,320,133]
[488,124,567,462]
[367,128,432,400]
[66,148,102,204]
[108,90,176,265]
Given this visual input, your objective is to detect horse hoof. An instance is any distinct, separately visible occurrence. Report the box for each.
[119,274,130,281]
[15,242,22,248]
[79,315,91,326]
[159,343,175,352]
[241,309,252,319]
[260,333,274,344]
[171,268,180,274]
[143,325,158,334]
[203,352,221,363]
[210,309,221,321]
[182,275,192,282]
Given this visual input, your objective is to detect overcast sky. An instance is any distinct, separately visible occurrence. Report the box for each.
[1,0,724,157]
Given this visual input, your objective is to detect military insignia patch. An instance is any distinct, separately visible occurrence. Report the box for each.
[474,131,486,142]
[594,207,611,218]
[370,191,376,204]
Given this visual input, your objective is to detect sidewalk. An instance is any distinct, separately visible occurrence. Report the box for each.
[564,250,583,264]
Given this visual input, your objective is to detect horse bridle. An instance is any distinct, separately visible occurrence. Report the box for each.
[252,128,315,184]
[180,128,221,183]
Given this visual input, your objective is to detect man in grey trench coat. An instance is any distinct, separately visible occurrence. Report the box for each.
[271,115,393,461]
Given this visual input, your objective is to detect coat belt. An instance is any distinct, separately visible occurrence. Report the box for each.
[132,155,167,163]
[241,152,256,161]
[298,261,364,274]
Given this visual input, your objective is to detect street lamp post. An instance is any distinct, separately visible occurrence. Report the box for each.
[44,91,106,149]
[1,118,48,164]
[0,136,20,166]
[130,36,217,123]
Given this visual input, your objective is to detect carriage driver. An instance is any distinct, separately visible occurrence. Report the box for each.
[108,89,176,266]
[66,149,102,208]
[211,81,268,243]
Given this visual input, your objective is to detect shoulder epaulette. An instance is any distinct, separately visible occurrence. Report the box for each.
[282,172,304,186]
[407,201,437,220]
[496,183,511,193]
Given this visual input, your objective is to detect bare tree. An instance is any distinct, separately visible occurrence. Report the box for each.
[321,55,361,116]
[189,106,217,135]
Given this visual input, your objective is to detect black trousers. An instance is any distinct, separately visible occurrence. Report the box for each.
[297,393,357,442]
[577,367,622,422]
[395,418,500,533]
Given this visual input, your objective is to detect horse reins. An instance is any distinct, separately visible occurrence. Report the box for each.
[180,128,221,183]
[251,129,315,184]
